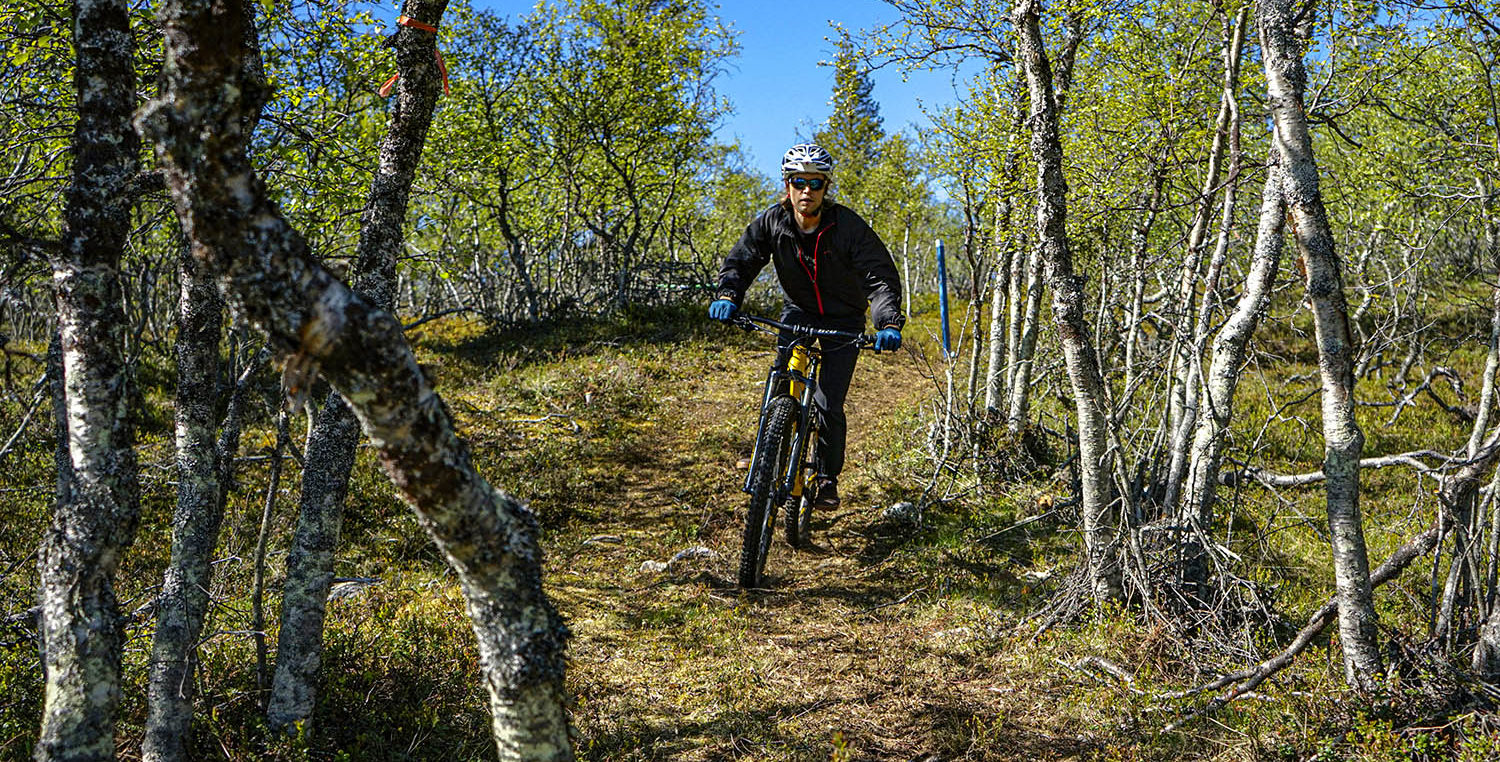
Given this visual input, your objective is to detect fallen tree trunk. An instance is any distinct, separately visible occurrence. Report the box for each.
[1226,450,1456,487]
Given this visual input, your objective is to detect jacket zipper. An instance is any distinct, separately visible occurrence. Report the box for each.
[796,221,834,315]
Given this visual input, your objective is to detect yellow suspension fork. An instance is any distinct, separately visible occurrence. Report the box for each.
[785,343,819,498]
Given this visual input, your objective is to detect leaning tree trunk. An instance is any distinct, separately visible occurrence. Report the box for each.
[1013,0,1120,601]
[36,0,142,759]
[1180,160,1285,590]
[1467,177,1500,460]
[268,0,452,734]
[1162,4,1249,516]
[1476,179,1500,677]
[139,0,574,756]
[1261,0,1383,690]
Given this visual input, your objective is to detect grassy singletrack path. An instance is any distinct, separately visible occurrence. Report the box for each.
[423,314,1110,761]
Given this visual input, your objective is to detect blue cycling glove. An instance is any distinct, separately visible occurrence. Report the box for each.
[708,298,737,322]
[874,327,902,352]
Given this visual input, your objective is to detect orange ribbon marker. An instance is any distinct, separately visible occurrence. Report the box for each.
[396,14,436,32]
[379,14,449,98]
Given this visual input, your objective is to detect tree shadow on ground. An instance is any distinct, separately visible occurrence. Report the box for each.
[576,697,834,761]
[576,692,1108,761]
[914,699,1105,761]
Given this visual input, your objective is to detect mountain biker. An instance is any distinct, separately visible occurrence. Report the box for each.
[709,142,905,510]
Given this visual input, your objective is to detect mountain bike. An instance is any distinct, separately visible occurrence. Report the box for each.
[731,314,874,589]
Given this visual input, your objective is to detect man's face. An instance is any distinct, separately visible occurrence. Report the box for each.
[785,173,829,217]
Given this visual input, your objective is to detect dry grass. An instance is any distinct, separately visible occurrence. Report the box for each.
[2,300,1496,760]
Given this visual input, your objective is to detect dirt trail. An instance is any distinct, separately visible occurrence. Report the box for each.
[545,340,1095,761]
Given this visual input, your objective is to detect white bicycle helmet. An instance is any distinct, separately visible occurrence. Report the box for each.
[781,143,834,178]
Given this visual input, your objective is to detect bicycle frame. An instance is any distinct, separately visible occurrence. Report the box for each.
[728,313,874,586]
[736,315,871,505]
[742,339,820,503]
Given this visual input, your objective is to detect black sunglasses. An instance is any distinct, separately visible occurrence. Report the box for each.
[788,177,828,191]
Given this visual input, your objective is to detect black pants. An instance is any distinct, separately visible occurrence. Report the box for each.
[778,309,862,481]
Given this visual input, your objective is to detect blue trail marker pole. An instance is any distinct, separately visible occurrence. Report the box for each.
[936,239,952,358]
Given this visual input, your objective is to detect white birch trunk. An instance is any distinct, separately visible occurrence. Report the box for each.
[985,252,1010,413]
[1261,0,1383,690]
[986,192,1015,415]
[1181,162,1286,584]
[142,246,223,762]
[1162,6,1249,515]
[140,0,575,755]
[1006,234,1043,435]
[35,0,142,758]
[1467,177,1499,459]
[1014,0,1120,601]
[267,0,456,734]
[143,12,265,752]
[902,226,911,316]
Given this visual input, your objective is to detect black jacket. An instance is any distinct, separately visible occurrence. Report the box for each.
[716,201,906,331]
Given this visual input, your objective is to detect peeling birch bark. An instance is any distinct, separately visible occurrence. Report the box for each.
[138,0,573,755]
[36,0,142,758]
[1013,0,1120,601]
[1260,0,1383,690]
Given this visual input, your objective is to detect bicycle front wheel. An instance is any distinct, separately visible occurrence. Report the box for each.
[740,395,797,588]
[784,413,821,549]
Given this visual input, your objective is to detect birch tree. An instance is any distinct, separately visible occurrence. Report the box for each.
[35,0,141,757]
[138,0,575,755]
[1161,2,1250,515]
[1260,0,1383,690]
[142,2,267,758]
[1179,161,1285,590]
[268,0,452,735]
[1013,0,1120,601]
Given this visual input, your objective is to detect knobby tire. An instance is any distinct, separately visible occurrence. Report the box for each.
[740,395,797,588]
[784,415,821,548]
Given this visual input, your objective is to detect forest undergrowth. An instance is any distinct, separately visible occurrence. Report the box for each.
[3,300,1499,761]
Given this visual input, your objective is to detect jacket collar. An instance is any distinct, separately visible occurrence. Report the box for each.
[777,199,839,235]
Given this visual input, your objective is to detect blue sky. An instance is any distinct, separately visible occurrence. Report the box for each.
[471,0,976,177]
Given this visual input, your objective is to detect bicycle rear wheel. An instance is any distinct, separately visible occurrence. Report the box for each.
[740,395,797,588]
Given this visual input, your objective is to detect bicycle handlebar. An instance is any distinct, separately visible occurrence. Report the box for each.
[730,314,876,349]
